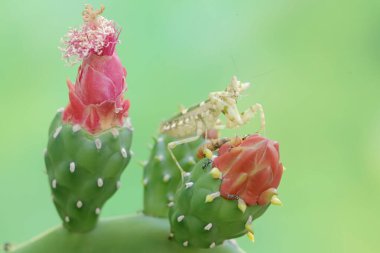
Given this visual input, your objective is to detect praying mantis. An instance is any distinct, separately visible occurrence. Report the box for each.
[160,76,265,178]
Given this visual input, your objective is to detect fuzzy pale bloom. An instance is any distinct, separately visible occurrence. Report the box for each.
[60,16,120,65]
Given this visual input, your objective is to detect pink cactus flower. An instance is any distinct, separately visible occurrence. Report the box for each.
[213,135,284,206]
[61,7,129,134]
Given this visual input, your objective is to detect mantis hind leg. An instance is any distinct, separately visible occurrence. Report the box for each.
[167,129,203,181]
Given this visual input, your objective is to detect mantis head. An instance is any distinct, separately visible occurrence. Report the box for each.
[225,76,250,100]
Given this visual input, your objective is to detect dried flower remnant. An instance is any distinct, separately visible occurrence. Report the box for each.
[60,4,120,65]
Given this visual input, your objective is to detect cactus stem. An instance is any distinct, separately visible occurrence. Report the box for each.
[95,139,102,150]
[177,215,185,223]
[43,148,47,156]
[121,148,128,158]
[69,162,76,173]
[155,155,164,161]
[76,200,83,208]
[116,181,122,189]
[210,167,222,179]
[183,241,189,247]
[168,195,174,201]
[210,242,216,248]
[95,208,101,215]
[111,128,119,138]
[204,223,213,231]
[163,173,171,183]
[97,178,104,188]
[157,136,164,142]
[64,216,70,223]
[185,182,194,189]
[51,179,57,189]
[203,148,213,159]
[53,126,62,139]
[271,195,283,206]
[168,232,174,239]
[205,192,220,203]
[143,178,149,186]
[237,199,247,213]
[247,231,255,242]
[168,202,174,207]
[72,124,81,132]
[57,107,64,113]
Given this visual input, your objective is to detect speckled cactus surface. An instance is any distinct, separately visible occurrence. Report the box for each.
[169,158,269,248]
[45,111,132,232]
[143,134,205,217]
[1,5,285,253]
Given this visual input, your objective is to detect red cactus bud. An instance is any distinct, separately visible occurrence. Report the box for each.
[213,134,283,206]
[61,8,129,134]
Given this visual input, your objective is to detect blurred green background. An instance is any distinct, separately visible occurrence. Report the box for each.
[1,0,379,252]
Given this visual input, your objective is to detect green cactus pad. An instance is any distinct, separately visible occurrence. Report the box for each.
[45,112,133,233]
[2,215,244,253]
[169,158,270,248]
[143,134,205,217]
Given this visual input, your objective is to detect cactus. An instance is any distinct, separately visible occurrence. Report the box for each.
[1,5,284,253]
[43,5,132,233]
[169,135,283,248]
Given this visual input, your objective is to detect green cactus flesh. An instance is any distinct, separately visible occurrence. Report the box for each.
[44,112,133,233]
[169,158,270,248]
[143,134,205,217]
[2,215,244,253]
